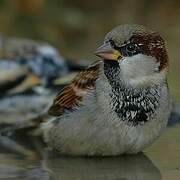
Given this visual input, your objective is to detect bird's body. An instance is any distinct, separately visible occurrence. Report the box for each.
[43,61,170,156]
[41,24,171,156]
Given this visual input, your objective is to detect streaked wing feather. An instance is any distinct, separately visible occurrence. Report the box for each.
[48,62,100,116]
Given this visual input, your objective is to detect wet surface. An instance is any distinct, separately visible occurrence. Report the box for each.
[0,123,179,180]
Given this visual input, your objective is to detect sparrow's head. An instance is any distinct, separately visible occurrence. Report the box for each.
[95,24,169,86]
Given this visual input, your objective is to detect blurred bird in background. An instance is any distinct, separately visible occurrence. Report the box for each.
[0,36,87,127]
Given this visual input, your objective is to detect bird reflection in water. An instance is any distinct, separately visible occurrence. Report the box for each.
[44,151,161,180]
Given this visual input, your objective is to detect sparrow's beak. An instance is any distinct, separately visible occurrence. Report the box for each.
[94,42,122,61]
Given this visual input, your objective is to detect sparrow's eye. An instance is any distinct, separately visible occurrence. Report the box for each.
[109,40,140,57]
[120,42,140,57]
[126,43,137,52]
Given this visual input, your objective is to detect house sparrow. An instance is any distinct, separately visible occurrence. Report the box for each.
[21,25,173,156]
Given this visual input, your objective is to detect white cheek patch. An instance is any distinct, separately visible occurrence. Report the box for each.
[120,54,159,78]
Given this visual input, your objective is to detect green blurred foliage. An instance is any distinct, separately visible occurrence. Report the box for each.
[0,0,179,99]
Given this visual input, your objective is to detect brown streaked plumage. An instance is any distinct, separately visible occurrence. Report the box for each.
[48,62,100,116]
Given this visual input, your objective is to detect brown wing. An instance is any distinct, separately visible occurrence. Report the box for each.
[48,62,100,116]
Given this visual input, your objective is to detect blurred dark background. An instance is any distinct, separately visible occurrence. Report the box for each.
[0,0,179,99]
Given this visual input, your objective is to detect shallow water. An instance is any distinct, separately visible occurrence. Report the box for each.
[0,124,180,180]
